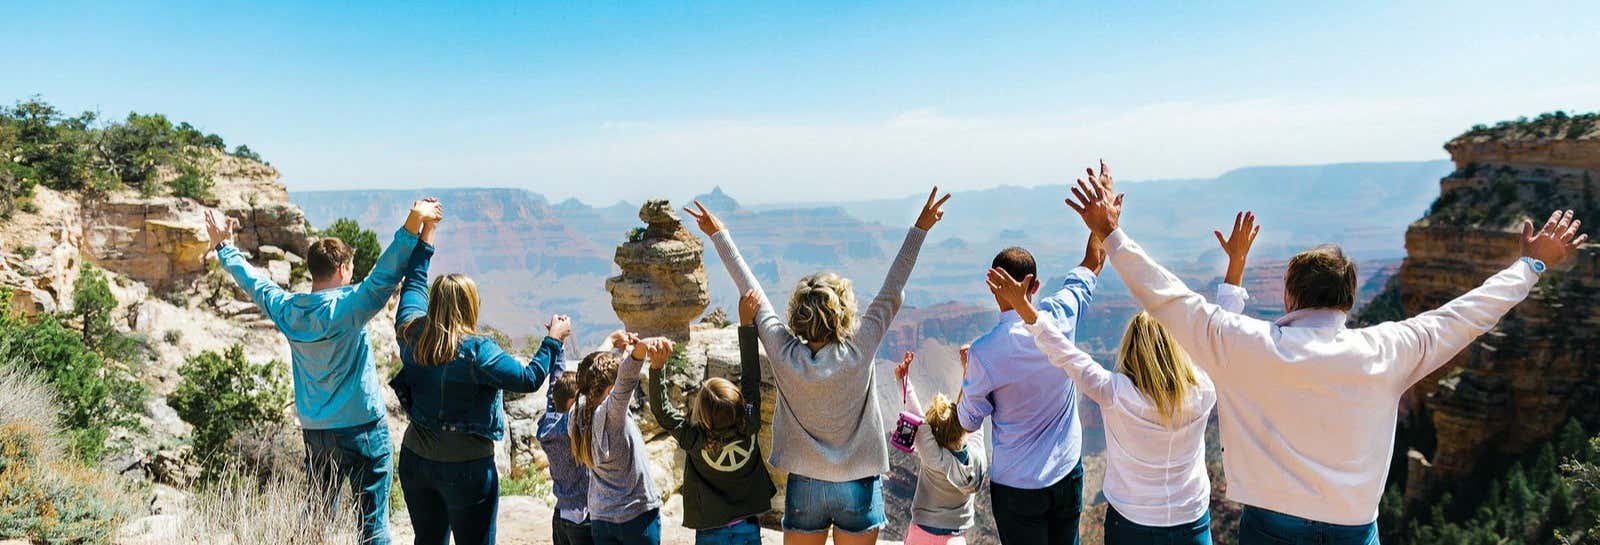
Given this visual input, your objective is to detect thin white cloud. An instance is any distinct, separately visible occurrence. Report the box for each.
[305,84,1600,204]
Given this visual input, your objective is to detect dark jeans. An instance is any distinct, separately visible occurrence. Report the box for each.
[554,510,595,545]
[591,509,662,545]
[695,519,761,545]
[397,448,499,545]
[1239,506,1378,545]
[304,419,392,545]
[989,462,1083,545]
[1104,504,1212,545]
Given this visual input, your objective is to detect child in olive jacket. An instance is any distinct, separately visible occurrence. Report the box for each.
[647,290,776,545]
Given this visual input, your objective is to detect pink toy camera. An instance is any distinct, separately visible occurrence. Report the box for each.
[891,380,922,453]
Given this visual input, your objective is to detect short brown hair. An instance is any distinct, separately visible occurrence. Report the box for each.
[991,247,1037,289]
[307,238,354,281]
[551,371,579,411]
[1285,245,1357,311]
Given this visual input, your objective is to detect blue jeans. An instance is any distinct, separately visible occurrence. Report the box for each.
[592,509,661,545]
[696,519,761,545]
[397,449,499,545]
[1104,504,1211,545]
[1239,506,1378,545]
[304,419,392,545]
[782,473,886,534]
[989,462,1083,545]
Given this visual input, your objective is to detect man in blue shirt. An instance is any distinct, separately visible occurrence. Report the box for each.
[956,162,1111,545]
[205,199,442,545]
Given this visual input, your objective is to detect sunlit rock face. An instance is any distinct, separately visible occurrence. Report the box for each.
[606,200,710,342]
[1398,115,1600,492]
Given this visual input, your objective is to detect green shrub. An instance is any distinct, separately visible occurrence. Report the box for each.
[0,96,263,198]
[170,344,290,478]
[0,291,143,463]
[166,163,215,200]
[319,218,380,282]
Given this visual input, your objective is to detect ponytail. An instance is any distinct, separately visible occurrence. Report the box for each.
[569,351,621,468]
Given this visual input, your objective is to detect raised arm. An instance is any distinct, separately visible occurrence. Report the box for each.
[1068,165,1262,374]
[989,267,1117,404]
[475,320,564,393]
[736,291,764,436]
[1212,211,1260,315]
[604,338,660,430]
[893,351,925,414]
[395,231,436,331]
[852,187,948,352]
[344,199,441,325]
[207,210,292,321]
[1392,210,1585,386]
[685,201,797,361]
[646,349,698,448]
[955,348,994,433]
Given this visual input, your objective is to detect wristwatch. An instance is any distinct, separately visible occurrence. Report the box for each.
[1519,256,1547,274]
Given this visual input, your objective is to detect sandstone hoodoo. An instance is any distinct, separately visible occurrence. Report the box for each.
[1395,111,1599,494]
[605,199,710,342]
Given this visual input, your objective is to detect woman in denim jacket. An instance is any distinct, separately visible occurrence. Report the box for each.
[390,222,565,545]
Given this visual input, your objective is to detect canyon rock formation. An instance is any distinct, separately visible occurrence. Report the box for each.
[605,200,710,342]
[1397,114,1600,497]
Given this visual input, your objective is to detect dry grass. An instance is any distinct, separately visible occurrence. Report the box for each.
[0,364,136,545]
[174,463,361,545]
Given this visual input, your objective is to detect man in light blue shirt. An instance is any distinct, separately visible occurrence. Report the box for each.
[205,199,441,545]
[957,160,1113,545]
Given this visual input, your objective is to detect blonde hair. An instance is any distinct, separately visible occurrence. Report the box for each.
[401,274,481,367]
[924,393,966,451]
[692,377,746,454]
[1115,312,1200,429]
[787,272,857,344]
[570,351,621,468]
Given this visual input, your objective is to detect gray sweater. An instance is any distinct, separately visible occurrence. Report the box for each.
[904,382,988,532]
[709,227,927,482]
[578,355,661,523]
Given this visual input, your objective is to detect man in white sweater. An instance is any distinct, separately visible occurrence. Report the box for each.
[1062,165,1587,545]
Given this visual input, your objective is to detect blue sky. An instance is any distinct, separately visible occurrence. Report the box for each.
[4,1,1598,204]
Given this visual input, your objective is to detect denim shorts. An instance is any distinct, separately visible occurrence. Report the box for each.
[781,473,886,534]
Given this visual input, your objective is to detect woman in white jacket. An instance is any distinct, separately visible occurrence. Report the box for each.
[987,212,1262,545]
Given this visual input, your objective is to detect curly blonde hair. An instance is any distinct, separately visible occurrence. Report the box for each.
[925,393,966,451]
[787,272,857,345]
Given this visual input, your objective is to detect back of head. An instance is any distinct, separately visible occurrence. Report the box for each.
[991,247,1038,287]
[1116,312,1200,429]
[307,237,354,283]
[403,274,481,367]
[551,371,580,412]
[1284,244,1358,312]
[924,393,966,451]
[787,272,857,345]
[570,351,621,468]
[692,377,745,452]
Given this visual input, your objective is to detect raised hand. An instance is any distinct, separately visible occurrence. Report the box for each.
[915,186,953,231]
[895,351,914,384]
[1521,210,1588,266]
[958,344,970,378]
[1214,211,1261,286]
[411,198,444,224]
[1064,163,1124,239]
[738,289,760,326]
[987,267,1039,324]
[644,337,676,370]
[627,332,649,361]
[682,200,725,236]
[204,209,235,249]
[1087,158,1114,193]
[545,314,573,341]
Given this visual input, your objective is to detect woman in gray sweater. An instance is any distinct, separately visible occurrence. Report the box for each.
[683,188,951,545]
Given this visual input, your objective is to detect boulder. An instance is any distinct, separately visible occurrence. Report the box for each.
[605,200,710,342]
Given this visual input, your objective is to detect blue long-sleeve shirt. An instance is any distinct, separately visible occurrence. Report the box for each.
[217,227,420,430]
[957,266,1096,488]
